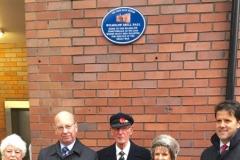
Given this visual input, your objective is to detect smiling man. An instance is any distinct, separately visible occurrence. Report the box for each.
[97,112,151,160]
[38,111,98,160]
[200,100,240,160]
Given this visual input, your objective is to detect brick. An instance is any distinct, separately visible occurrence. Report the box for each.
[174,14,199,23]
[201,13,228,22]
[137,6,159,15]
[60,10,84,19]
[85,64,108,72]
[182,97,208,105]
[147,34,171,43]
[85,81,108,89]
[73,0,96,9]
[196,88,223,96]
[97,0,121,7]
[74,90,96,97]
[185,42,210,51]
[121,54,144,62]
[183,79,209,87]
[159,43,184,52]
[133,44,158,53]
[161,5,186,14]
[109,63,132,71]
[146,71,169,79]
[133,62,157,71]
[196,70,226,78]
[49,38,71,47]
[170,88,194,96]
[73,19,97,28]
[145,123,168,131]
[173,33,198,42]
[109,81,132,89]
[74,73,97,81]
[171,52,196,61]
[85,28,102,36]
[132,97,156,105]
[148,15,173,24]
[108,98,131,106]
[145,53,170,62]
[97,90,119,97]
[184,61,209,69]
[96,55,120,63]
[61,29,84,38]
[187,4,213,13]
[120,89,144,97]
[145,89,169,96]
[49,56,71,64]
[160,24,185,33]
[170,70,195,79]
[158,80,182,88]
[98,73,120,80]
[157,97,181,105]
[148,0,173,4]
[73,55,95,64]
[121,72,144,80]
[133,80,157,88]
[186,23,212,32]
[73,37,96,46]
[85,9,107,18]
[47,1,71,10]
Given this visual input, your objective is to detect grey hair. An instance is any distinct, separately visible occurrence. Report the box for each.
[0,134,27,157]
[151,134,180,160]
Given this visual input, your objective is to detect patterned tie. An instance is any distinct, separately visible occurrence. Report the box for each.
[61,146,69,157]
[119,151,125,160]
[220,144,228,154]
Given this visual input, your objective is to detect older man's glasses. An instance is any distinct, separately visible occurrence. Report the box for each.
[56,123,75,132]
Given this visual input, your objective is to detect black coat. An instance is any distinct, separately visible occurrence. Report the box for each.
[200,129,240,160]
[97,141,151,160]
[38,139,98,160]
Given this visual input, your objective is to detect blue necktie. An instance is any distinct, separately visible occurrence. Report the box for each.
[61,146,69,157]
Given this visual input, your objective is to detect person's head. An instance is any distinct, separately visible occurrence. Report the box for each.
[0,134,27,160]
[110,112,134,149]
[54,111,78,146]
[151,134,180,160]
[214,100,240,144]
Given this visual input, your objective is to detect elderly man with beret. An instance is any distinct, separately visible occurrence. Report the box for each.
[97,112,151,160]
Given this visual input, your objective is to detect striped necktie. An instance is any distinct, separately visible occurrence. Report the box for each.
[119,151,125,160]
[61,146,69,157]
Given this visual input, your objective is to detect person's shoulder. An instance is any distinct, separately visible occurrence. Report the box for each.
[200,145,216,160]
[40,143,57,152]
[131,141,150,153]
[75,140,96,154]
[97,144,114,154]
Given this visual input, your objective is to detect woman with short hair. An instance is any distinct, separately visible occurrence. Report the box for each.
[151,134,180,160]
[0,134,27,160]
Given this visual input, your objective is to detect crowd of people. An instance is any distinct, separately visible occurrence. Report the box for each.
[1,100,240,160]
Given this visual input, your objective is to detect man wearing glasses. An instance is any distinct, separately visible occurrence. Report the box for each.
[97,112,151,160]
[38,111,98,160]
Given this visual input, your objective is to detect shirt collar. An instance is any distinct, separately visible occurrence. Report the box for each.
[60,140,76,151]
[220,140,230,149]
[116,140,131,157]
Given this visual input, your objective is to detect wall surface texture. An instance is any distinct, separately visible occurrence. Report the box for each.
[0,43,28,139]
[25,1,240,160]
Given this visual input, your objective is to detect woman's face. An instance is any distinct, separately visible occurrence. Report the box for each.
[153,146,171,160]
[3,145,23,160]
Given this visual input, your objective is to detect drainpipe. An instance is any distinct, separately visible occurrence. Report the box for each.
[226,0,240,100]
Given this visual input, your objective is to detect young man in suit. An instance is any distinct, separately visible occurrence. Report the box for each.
[97,112,151,160]
[38,111,98,160]
[201,100,240,160]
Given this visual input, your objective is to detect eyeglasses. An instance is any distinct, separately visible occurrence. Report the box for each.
[56,123,75,132]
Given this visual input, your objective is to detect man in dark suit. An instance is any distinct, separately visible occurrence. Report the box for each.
[97,112,151,160]
[38,111,98,160]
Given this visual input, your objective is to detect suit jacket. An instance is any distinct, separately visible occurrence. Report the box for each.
[97,141,151,160]
[201,129,240,160]
[38,139,98,160]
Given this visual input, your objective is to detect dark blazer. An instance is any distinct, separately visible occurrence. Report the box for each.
[201,129,240,160]
[38,139,98,160]
[97,141,151,160]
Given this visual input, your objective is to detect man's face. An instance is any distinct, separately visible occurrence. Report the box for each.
[216,110,240,144]
[55,113,78,145]
[111,125,133,149]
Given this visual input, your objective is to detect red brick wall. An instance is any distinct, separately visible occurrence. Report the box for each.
[0,43,28,139]
[25,1,238,160]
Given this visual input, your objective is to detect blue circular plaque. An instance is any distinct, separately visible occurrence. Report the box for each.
[101,7,146,45]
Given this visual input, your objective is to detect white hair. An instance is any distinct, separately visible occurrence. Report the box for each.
[0,134,27,157]
[152,134,180,160]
